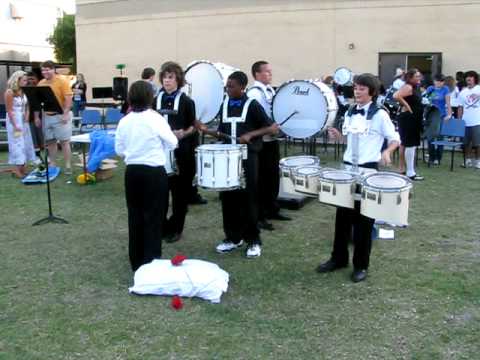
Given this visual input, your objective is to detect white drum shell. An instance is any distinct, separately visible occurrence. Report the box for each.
[196,144,245,191]
[293,166,322,197]
[279,156,320,195]
[360,173,412,226]
[318,170,356,209]
[272,80,338,139]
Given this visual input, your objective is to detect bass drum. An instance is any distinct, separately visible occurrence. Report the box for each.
[272,80,338,139]
[334,67,354,86]
[183,61,238,123]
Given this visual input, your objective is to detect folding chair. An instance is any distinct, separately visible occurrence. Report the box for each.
[105,108,123,128]
[431,118,465,171]
[80,109,102,133]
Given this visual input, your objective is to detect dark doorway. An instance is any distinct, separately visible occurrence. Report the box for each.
[379,52,442,88]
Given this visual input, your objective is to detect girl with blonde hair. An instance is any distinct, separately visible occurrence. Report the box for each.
[4,70,36,178]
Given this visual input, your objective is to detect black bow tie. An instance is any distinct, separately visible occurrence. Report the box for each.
[352,108,365,116]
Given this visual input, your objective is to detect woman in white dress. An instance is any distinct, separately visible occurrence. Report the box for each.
[4,70,36,178]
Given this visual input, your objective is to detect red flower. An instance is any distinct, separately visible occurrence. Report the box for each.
[171,295,183,310]
[171,254,187,266]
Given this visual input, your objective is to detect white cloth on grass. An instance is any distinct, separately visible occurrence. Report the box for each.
[129,259,229,304]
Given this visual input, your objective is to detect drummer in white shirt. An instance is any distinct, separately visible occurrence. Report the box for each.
[115,81,178,271]
[247,61,291,231]
[316,73,400,283]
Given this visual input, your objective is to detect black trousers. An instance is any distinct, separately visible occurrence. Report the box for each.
[258,140,281,219]
[125,165,168,271]
[220,152,260,245]
[331,202,375,270]
[165,145,195,234]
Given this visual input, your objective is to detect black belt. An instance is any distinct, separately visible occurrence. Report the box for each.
[344,161,378,170]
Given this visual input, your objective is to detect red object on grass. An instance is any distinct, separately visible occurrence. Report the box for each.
[171,295,183,310]
[171,254,187,266]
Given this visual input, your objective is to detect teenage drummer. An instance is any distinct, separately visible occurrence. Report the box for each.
[155,61,197,243]
[247,61,291,231]
[198,71,278,258]
[317,73,400,282]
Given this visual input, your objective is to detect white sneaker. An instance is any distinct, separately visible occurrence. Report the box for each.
[433,160,439,166]
[33,157,42,166]
[216,240,243,253]
[475,160,480,169]
[246,244,262,258]
[464,159,473,168]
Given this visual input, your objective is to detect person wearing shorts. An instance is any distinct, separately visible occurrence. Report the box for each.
[34,60,73,174]
[458,71,480,168]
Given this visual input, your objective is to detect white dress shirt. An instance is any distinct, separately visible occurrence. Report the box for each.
[247,80,275,141]
[115,109,178,167]
[343,102,400,165]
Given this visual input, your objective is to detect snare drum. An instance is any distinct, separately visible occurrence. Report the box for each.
[360,172,412,226]
[318,169,357,209]
[292,165,322,197]
[164,149,176,176]
[279,156,320,195]
[196,144,246,191]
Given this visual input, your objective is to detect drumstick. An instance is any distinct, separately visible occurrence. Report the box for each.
[278,110,299,126]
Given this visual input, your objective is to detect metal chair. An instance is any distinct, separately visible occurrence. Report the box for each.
[80,109,102,133]
[105,108,123,127]
[430,118,465,171]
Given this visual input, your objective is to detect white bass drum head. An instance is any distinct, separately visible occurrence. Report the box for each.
[183,61,238,124]
[273,80,337,139]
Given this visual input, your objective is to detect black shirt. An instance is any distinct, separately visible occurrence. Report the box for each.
[218,94,272,152]
[155,90,196,148]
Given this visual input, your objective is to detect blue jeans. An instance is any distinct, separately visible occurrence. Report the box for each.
[428,138,444,163]
[72,100,85,117]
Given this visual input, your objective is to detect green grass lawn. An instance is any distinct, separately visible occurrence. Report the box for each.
[1,146,479,360]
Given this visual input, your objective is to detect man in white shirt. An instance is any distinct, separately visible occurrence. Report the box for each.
[458,70,480,168]
[247,61,291,231]
[316,73,400,283]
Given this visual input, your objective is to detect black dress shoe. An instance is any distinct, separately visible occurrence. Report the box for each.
[316,259,348,273]
[189,195,208,205]
[351,269,368,283]
[268,213,291,221]
[165,233,182,243]
[258,220,274,231]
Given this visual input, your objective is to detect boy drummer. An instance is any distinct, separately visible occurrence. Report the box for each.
[199,71,278,258]
[317,73,399,282]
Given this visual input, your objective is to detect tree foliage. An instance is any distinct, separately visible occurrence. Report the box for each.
[47,14,76,68]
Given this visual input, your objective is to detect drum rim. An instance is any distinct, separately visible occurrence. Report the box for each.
[361,172,413,192]
[196,144,246,152]
[319,169,356,183]
[293,165,323,176]
[279,155,320,167]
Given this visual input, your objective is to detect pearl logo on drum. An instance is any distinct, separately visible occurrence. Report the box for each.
[292,86,310,96]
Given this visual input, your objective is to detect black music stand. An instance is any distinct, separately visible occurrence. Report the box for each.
[23,86,69,226]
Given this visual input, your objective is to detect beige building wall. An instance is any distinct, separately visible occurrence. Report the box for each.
[76,0,480,94]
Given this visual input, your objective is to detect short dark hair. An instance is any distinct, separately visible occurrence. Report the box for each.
[433,74,445,82]
[464,70,479,84]
[41,60,56,69]
[228,71,248,88]
[26,71,38,78]
[128,80,153,112]
[251,61,269,79]
[159,61,185,88]
[141,67,155,80]
[353,73,380,98]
